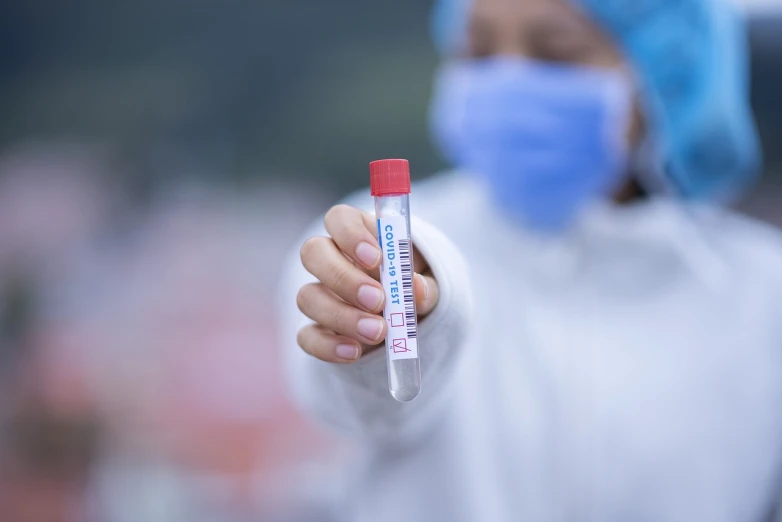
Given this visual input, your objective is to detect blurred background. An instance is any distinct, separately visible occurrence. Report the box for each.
[0,1,780,521]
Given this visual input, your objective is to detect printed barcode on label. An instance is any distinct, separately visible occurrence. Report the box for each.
[398,239,417,339]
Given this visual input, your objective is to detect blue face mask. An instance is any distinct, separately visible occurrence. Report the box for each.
[430,56,633,231]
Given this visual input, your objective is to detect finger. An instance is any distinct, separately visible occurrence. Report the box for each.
[359,210,382,280]
[359,209,379,241]
[297,324,363,363]
[331,205,427,281]
[324,205,382,270]
[414,273,439,318]
[301,236,385,313]
[362,242,428,283]
[297,283,386,345]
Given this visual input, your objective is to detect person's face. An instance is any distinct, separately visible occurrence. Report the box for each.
[465,0,644,167]
[466,0,623,68]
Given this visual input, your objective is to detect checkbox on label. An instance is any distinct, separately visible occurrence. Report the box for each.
[392,338,409,353]
[390,313,405,328]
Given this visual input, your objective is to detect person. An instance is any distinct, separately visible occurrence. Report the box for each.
[278,0,782,520]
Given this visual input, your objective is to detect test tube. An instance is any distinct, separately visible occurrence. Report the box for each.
[370,159,421,402]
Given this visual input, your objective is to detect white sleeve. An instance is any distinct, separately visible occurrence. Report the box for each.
[277,215,473,445]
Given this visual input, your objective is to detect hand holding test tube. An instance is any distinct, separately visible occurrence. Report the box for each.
[296,159,438,401]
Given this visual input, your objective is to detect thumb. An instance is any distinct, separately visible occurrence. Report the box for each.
[414,273,439,318]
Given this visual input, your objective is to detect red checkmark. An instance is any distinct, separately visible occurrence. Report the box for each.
[392,338,409,353]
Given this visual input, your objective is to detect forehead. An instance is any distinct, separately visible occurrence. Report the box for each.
[468,0,619,56]
[471,0,597,32]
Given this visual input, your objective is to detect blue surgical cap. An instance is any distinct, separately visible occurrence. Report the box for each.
[431,0,762,201]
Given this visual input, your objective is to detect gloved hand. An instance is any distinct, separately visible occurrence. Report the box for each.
[296,204,439,363]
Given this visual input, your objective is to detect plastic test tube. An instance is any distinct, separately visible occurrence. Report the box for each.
[369,159,421,402]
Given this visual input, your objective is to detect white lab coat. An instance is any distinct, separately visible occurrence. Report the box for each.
[279,173,782,522]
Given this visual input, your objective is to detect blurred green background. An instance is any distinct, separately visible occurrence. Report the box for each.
[0,0,446,195]
[1,2,780,194]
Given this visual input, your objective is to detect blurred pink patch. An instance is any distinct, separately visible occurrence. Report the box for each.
[0,143,112,274]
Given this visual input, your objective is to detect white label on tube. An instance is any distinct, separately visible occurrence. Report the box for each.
[377,216,418,361]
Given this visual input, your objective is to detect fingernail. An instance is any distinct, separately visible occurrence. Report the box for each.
[357,285,384,311]
[417,274,429,301]
[335,344,360,361]
[356,242,381,268]
[357,317,384,342]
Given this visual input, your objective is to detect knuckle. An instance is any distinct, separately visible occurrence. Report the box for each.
[326,206,361,242]
[297,326,319,357]
[328,263,350,290]
[347,225,365,242]
[329,305,349,332]
[324,204,351,228]
[300,236,324,263]
[296,285,312,314]
[296,328,309,351]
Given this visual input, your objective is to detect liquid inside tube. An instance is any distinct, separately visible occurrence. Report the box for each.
[375,194,421,402]
[389,358,421,402]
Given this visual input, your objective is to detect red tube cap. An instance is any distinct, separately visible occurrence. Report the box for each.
[370,159,411,197]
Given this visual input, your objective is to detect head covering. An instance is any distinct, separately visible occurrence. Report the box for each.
[430,0,762,201]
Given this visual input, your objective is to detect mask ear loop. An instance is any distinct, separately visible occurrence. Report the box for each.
[621,65,680,199]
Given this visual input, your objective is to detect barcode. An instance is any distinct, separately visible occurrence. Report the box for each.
[398,239,417,339]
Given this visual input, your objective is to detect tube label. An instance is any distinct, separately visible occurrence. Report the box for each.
[377,216,418,361]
